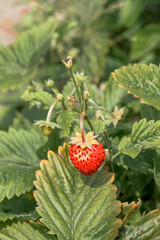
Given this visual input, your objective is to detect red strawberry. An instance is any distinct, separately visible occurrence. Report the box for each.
[69,132,105,175]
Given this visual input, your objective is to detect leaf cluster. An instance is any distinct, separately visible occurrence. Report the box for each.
[0,0,160,238]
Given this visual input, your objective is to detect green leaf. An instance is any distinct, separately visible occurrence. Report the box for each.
[140,105,160,121]
[119,0,144,27]
[34,144,121,240]
[28,221,58,240]
[58,110,74,138]
[113,63,160,111]
[115,150,154,174]
[122,210,160,239]
[121,199,141,225]
[34,121,61,130]
[103,76,126,111]
[0,221,48,240]
[0,210,38,223]
[0,45,35,92]
[119,119,160,158]
[130,24,160,60]
[118,137,141,158]
[14,20,55,68]
[0,21,55,92]
[0,128,46,201]
[0,194,37,222]
[154,155,160,190]
[22,91,55,109]
[0,220,57,239]
[92,119,105,135]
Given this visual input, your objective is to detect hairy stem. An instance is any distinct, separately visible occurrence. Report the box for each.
[88,99,116,118]
[46,99,59,122]
[83,98,95,133]
[85,115,94,133]
[80,113,85,143]
[103,130,112,160]
[69,68,81,102]
[61,99,66,110]
[80,83,84,101]
[112,152,121,160]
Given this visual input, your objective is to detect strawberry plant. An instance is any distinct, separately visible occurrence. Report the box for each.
[0,0,160,239]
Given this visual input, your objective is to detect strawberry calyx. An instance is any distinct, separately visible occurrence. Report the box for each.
[70,131,99,149]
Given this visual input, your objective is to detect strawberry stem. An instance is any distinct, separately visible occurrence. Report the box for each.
[103,130,112,160]
[85,115,94,133]
[46,99,59,122]
[80,113,85,143]
[112,151,121,160]
[69,68,81,102]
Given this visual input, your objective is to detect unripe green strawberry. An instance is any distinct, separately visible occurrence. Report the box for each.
[69,132,105,175]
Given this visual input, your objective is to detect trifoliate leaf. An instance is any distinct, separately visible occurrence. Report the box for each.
[34,144,121,240]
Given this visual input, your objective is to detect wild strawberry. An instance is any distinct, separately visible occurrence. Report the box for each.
[69,132,105,175]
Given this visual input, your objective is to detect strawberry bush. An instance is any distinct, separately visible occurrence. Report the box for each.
[1,0,160,239]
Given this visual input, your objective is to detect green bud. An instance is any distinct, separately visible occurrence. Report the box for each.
[41,126,52,136]
[73,71,88,84]
[45,78,54,87]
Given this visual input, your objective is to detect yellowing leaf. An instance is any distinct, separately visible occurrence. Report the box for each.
[34,144,121,240]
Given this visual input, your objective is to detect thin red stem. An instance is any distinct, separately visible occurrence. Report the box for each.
[80,113,85,143]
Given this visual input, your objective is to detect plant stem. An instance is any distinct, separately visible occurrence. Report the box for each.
[80,83,84,101]
[80,113,85,143]
[83,98,95,133]
[69,68,81,102]
[46,99,59,122]
[88,99,116,118]
[85,115,94,132]
[61,99,66,110]
[112,151,121,160]
[103,130,112,160]
[99,106,116,118]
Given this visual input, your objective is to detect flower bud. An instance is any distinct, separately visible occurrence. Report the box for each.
[41,126,52,136]
[45,78,54,87]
